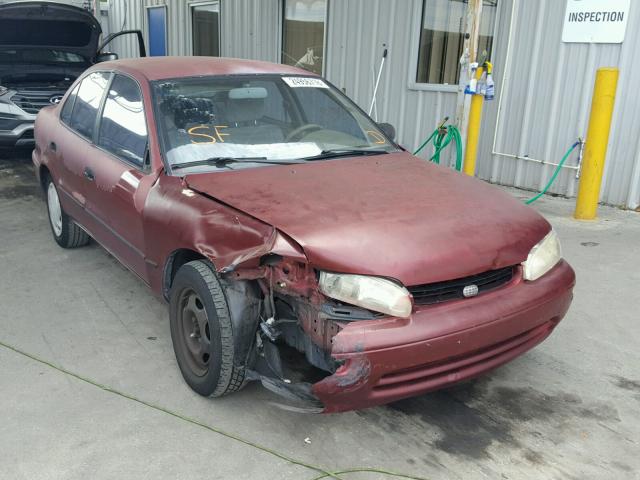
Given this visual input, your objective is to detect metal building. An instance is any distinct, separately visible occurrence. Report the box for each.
[98,1,640,209]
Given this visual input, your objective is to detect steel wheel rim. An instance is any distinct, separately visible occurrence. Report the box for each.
[47,181,63,237]
[177,288,211,377]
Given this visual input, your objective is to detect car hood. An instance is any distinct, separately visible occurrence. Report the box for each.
[0,1,101,62]
[184,153,551,286]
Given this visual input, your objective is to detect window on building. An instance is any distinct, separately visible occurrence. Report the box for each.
[192,2,220,56]
[98,75,148,166]
[417,0,498,85]
[282,0,326,75]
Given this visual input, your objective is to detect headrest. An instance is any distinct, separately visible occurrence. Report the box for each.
[226,96,266,124]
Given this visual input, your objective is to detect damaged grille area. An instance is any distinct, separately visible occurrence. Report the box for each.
[408,266,515,305]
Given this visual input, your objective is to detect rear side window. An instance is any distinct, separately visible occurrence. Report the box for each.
[68,71,110,139]
[60,83,79,124]
[97,75,148,166]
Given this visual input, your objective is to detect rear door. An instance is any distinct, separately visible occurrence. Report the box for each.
[54,71,110,225]
[82,73,152,281]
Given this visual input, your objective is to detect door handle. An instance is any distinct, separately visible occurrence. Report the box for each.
[49,141,57,152]
[83,167,95,181]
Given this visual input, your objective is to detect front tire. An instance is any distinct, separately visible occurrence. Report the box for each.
[45,176,89,249]
[169,260,245,397]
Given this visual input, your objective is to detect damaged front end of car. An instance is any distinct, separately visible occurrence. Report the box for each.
[218,249,387,413]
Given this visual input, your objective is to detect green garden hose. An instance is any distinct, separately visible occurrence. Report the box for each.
[414,121,580,205]
[413,120,463,171]
[524,140,580,204]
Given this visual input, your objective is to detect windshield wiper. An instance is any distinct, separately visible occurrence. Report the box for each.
[300,148,389,161]
[171,156,303,170]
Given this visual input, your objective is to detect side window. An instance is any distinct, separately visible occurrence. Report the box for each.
[98,75,148,166]
[68,71,110,139]
[60,83,79,124]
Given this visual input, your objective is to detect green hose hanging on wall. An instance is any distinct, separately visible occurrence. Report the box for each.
[413,119,581,205]
[523,141,581,204]
[413,118,463,171]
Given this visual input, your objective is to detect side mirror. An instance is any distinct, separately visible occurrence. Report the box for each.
[378,122,396,141]
[96,52,118,63]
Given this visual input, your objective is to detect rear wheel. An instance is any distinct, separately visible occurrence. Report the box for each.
[169,260,245,397]
[45,176,89,248]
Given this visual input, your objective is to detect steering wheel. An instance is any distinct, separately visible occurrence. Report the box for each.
[285,123,324,142]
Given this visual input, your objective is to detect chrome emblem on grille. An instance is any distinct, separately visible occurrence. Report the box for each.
[49,95,64,105]
[462,284,479,298]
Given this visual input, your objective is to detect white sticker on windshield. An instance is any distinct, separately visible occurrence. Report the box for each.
[282,77,329,88]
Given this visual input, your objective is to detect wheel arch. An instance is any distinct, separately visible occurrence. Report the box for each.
[166,254,263,376]
[162,248,208,301]
[39,164,51,191]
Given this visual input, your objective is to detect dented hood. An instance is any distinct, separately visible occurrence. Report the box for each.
[184,153,550,286]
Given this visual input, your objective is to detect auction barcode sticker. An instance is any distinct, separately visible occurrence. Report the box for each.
[282,77,329,88]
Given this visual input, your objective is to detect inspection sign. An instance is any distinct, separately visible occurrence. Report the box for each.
[562,0,630,43]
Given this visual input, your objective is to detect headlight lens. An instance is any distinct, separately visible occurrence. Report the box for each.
[318,272,413,318]
[0,86,7,96]
[522,230,562,281]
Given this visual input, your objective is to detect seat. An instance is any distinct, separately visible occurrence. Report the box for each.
[224,96,284,144]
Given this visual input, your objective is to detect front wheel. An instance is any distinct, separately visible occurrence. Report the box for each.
[169,260,245,397]
[45,176,89,249]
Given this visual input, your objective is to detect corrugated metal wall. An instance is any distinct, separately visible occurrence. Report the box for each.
[101,0,640,209]
[102,0,281,61]
[100,0,145,57]
[0,0,87,6]
[324,0,459,166]
[477,0,640,209]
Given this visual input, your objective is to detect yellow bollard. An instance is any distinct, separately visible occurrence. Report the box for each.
[463,67,484,176]
[574,68,619,220]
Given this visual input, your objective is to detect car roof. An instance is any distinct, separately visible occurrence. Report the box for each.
[97,56,317,81]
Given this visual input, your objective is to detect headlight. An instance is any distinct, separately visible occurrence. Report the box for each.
[318,272,412,318]
[0,86,8,96]
[522,230,562,281]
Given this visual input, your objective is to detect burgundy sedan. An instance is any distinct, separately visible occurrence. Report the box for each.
[32,57,575,413]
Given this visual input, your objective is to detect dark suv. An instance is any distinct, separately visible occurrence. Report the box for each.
[0,1,143,148]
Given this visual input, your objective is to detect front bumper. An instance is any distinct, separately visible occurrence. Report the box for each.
[0,122,35,147]
[0,103,36,147]
[313,260,575,413]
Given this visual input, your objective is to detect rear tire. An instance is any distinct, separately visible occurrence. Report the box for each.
[45,175,89,249]
[169,260,245,397]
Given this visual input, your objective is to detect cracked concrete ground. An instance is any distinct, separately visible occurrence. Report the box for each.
[1,153,639,479]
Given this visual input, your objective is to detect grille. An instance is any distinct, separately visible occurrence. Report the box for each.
[12,89,66,114]
[408,266,515,305]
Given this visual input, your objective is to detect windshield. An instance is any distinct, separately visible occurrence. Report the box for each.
[152,74,399,173]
